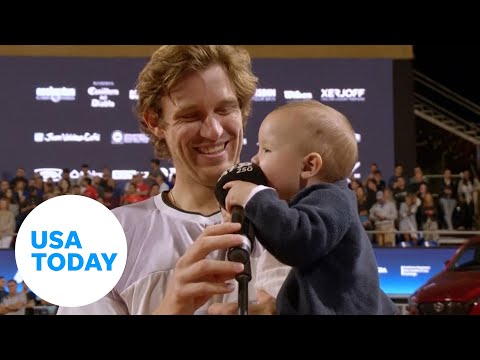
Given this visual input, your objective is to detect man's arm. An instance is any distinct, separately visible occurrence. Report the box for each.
[0,304,8,315]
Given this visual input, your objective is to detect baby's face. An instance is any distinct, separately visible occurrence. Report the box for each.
[251,112,306,201]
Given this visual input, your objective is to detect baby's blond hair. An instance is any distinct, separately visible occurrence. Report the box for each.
[271,100,358,182]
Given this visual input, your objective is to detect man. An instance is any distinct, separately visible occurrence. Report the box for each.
[0,280,27,315]
[57,45,289,315]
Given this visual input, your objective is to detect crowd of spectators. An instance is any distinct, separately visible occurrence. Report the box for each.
[351,163,479,246]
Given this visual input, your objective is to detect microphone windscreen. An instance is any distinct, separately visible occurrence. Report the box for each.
[215,162,268,210]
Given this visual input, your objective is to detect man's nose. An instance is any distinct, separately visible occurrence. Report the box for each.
[200,115,222,140]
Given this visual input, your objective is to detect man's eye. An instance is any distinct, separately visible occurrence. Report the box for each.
[181,114,200,121]
[216,108,233,116]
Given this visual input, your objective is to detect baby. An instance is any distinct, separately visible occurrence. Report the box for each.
[224,100,398,315]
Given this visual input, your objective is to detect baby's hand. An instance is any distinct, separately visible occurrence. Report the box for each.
[223,181,257,213]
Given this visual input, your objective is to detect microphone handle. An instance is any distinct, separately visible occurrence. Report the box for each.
[228,206,252,281]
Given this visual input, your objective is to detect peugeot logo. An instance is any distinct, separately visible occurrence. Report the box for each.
[433,302,444,312]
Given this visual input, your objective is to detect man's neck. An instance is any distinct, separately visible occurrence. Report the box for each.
[170,180,220,215]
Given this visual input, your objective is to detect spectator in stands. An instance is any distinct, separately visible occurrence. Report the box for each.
[42,182,55,200]
[105,178,122,202]
[99,186,119,209]
[365,163,379,186]
[81,177,98,200]
[146,159,162,187]
[453,193,470,230]
[388,163,408,190]
[349,178,362,192]
[13,178,29,209]
[61,168,70,182]
[80,164,90,178]
[418,192,439,241]
[373,170,386,192]
[408,166,427,194]
[369,190,398,246]
[9,167,28,188]
[15,179,34,231]
[99,167,113,190]
[92,176,104,199]
[0,180,10,198]
[33,174,44,196]
[398,193,419,245]
[58,179,71,195]
[0,280,26,315]
[440,168,457,199]
[355,186,373,232]
[365,178,378,210]
[71,184,82,196]
[135,174,150,201]
[22,282,39,316]
[438,185,457,230]
[155,174,170,193]
[392,176,408,210]
[121,183,143,205]
[457,170,474,229]
[149,183,160,197]
[416,183,429,204]
[0,198,15,249]
[3,188,19,217]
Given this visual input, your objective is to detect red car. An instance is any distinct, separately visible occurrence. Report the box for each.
[408,236,480,315]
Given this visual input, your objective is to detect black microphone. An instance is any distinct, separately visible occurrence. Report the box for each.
[215,162,268,315]
[215,162,268,268]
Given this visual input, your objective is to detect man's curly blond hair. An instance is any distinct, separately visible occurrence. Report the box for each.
[136,45,258,159]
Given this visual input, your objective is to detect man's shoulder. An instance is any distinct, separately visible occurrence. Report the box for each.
[111,197,157,220]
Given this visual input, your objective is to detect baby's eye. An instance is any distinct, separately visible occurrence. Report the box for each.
[263,147,271,153]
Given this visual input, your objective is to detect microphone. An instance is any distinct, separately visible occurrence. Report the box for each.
[215,162,268,315]
[215,162,268,268]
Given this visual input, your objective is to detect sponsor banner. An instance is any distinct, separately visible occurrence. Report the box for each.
[34,167,176,182]
[252,88,277,102]
[283,90,313,100]
[35,86,76,103]
[111,130,149,144]
[89,81,119,108]
[34,132,101,143]
[320,88,366,102]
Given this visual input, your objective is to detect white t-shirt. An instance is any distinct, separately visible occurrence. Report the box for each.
[1,292,27,315]
[57,192,289,315]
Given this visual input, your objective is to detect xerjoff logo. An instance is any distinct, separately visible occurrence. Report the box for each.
[320,88,366,102]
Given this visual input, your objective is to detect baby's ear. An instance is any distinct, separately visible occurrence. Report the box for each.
[300,152,322,180]
[144,111,166,139]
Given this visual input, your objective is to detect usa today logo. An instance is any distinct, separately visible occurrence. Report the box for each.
[15,195,127,307]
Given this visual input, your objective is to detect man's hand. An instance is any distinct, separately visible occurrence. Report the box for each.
[153,222,247,315]
[207,289,277,315]
[223,181,257,214]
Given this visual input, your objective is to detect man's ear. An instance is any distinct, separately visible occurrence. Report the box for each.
[144,111,165,139]
[300,152,322,180]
